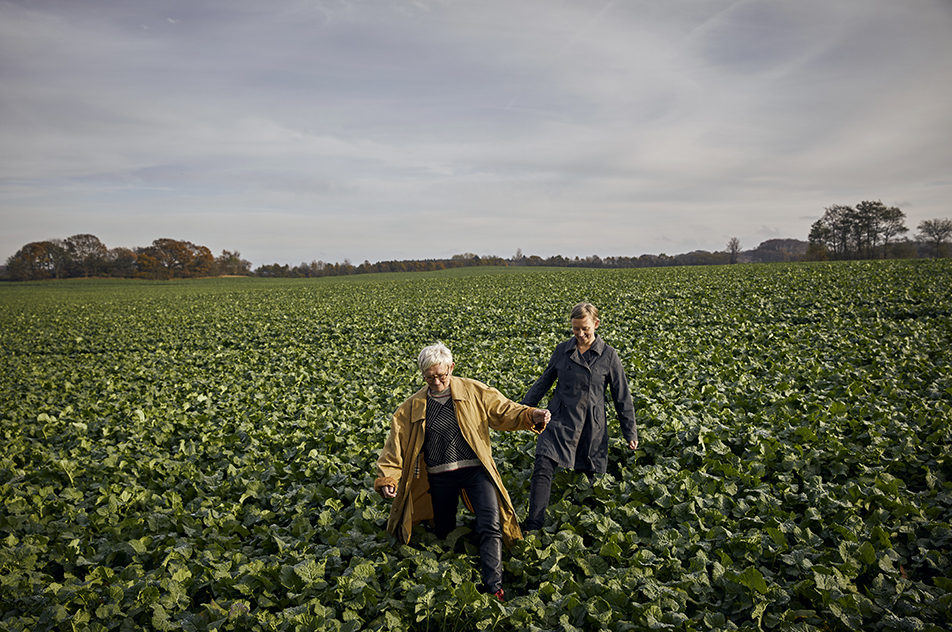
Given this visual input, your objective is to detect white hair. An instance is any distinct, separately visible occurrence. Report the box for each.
[418,342,453,373]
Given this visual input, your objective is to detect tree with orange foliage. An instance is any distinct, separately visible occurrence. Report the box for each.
[5,241,67,281]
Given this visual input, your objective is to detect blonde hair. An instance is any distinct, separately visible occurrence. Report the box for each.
[418,342,453,372]
[570,302,599,321]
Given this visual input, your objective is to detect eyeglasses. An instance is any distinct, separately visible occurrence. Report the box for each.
[422,372,450,383]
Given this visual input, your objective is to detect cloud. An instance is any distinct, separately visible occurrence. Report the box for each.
[2,0,951,265]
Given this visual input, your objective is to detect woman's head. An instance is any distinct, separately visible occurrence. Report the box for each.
[418,342,453,372]
[570,302,599,322]
[418,342,454,391]
[570,303,600,349]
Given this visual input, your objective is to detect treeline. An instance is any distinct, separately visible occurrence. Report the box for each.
[3,235,253,281]
[256,253,511,278]
[516,251,734,268]
[258,243,813,279]
[4,233,787,282]
[4,202,951,281]
[264,251,735,279]
[1,236,513,281]
[807,200,952,260]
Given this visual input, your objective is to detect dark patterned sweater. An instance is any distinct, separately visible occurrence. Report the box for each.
[423,392,480,474]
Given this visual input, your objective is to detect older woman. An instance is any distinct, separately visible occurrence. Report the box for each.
[520,303,639,531]
[374,342,550,601]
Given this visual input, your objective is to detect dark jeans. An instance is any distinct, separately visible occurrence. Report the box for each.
[427,466,503,592]
[524,455,595,530]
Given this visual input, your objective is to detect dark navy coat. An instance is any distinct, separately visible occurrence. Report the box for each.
[520,335,638,473]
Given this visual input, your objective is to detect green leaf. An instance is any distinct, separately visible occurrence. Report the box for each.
[738,566,769,595]
[294,558,326,584]
[599,540,624,561]
[857,541,877,566]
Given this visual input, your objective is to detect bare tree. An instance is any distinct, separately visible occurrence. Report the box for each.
[65,234,108,276]
[833,205,860,257]
[853,201,884,259]
[878,205,908,258]
[917,218,952,257]
[217,250,252,276]
[727,237,741,264]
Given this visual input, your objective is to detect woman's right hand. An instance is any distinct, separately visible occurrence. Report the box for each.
[381,485,396,499]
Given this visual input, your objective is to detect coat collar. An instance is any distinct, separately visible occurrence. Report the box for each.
[408,376,479,423]
[565,334,605,357]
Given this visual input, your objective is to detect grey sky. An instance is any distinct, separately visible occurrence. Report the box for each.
[2,0,951,267]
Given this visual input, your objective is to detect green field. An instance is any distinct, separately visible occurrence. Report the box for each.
[2,261,950,631]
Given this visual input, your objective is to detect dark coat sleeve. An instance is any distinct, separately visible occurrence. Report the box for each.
[605,346,638,445]
[520,345,562,407]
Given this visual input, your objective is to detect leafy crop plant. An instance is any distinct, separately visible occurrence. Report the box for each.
[1,260,950,631]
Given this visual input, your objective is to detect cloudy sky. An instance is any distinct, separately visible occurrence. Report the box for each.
[2,0,951,267]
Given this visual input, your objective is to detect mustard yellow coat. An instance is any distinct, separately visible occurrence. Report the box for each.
[373,376,543,547]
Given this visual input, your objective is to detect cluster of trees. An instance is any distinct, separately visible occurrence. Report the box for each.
[807,200,952,260]
[3,235,252,281]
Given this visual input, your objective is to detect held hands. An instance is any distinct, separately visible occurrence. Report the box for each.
[380,485,396,499]
[531,408,551,433]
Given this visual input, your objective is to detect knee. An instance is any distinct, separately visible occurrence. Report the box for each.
[532,456,557,481]
[477,515,502,539]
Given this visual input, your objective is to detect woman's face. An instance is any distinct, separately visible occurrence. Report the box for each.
[571,316,599,348]
[422,362,453,391]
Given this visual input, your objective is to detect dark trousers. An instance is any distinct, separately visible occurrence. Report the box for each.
[427,466,503,593]
[524,455,595,530]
